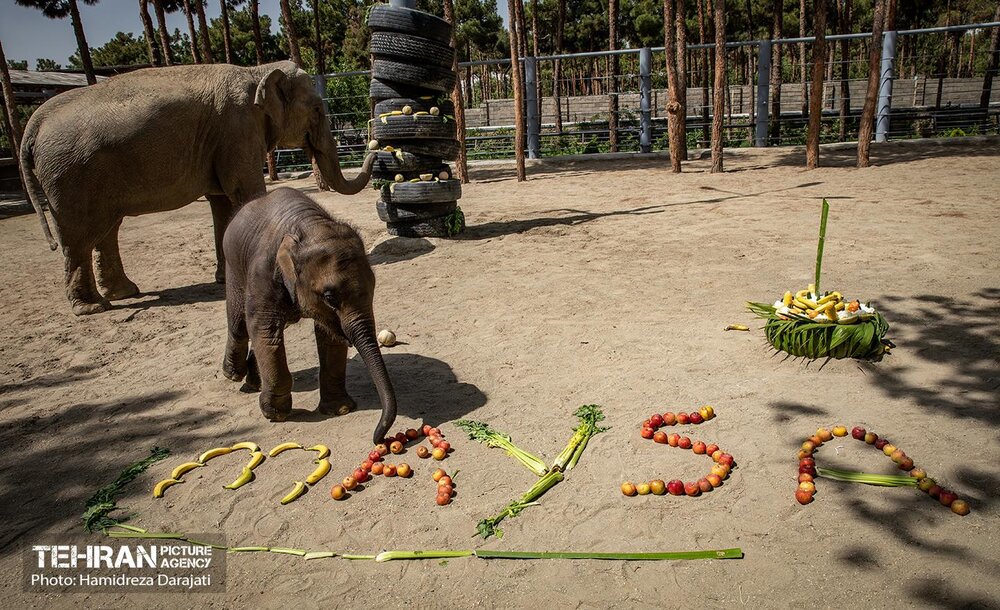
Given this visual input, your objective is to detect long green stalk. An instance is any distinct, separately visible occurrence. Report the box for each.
[476,470,564,539]
[814,199,830,297]
[454,419,548,476]
[475,548,743,560]
[552,405,608,471]
[817,467,918,487]
[375,550,475,562]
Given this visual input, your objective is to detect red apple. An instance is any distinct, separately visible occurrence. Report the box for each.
[353,468,369,483]
[795,489,814,505]
[718,454,735,467]
[342,476,358,491]
[653,431,669,444]
[667,433,680,447]
[684,482,701,497]
[375,444,389,456]
[422,424,433,436]
[864,432,878,445]
[851,426,866,440]
[368,450,383,463]
[678,436,692,450]
[406,428,419,440]
[394,432,408,444]
[692,441,707,454]
[698,478,713,493]
[706,474,723,488]
[360,460,374,472]
[705,444,720,457]
[390,440,404,454]
[909,468,927,480]
[927,485,942,499]
[650,414,664,428]
[938,490,958,507]
[676,413,690,425]
[898,457,914,471]
[640,427,655,439]
[662,412,677,426]
[689,412,704,425]
[667,480,684,495]
[383,464,397,477]
[798,473,814,483]
[330,485,347,500]
[874,438,889,450]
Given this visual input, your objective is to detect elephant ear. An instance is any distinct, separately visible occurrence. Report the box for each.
[275,234,299,305]
[254,68,288,131]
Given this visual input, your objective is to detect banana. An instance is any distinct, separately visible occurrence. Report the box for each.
[817,292,842,305]
[807,284,816,298]
[724,324,750,331]
[305,444,330,460]
[280,481,307,505]
[305,459,332,485]
[224,466,254,490]
[246,450,266,470]
[412,111,429,117]
[268,442,302,457]
[198,447,233,463]
[792,298,813,310]
[835,302,846,311]
[170,461,205,480]
[153,478,183,498]
[230,441,260,453]
[782,291,794,307]
[822,301,839,322]
[795,289,810,301]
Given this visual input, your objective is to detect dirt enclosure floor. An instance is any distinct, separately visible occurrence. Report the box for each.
[1,139,998,608]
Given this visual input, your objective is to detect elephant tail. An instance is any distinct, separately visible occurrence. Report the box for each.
[19,132,58,251]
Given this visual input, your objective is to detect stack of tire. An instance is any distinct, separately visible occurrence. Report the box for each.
[367,4,464,238]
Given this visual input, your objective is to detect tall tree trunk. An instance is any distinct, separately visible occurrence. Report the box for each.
[554,0,565,133]
[711,0,725,172]
[698,0,710,147]
[768,0,782,143]
[68,0,97,84]
[837,0,851,140]
[182,0,201,63]
[196,0,213,63]
[312,0,324,74]
[514,0,528,63]
[140,0,162,66]
[805,0,826,168]
[250,0,265,65]
[507,0,526,181]
[443,0,469,183]
[856,0,886,167]
[798,0,807,116]
[676,0,688,159]
[531,0,541,136]
[608,0,619,152]
[280,0,304,68]
[663,0,682,171]
[221,0,234,63]
[0,38,26,190]
[981,3,1000,108]
[152,0,173,66]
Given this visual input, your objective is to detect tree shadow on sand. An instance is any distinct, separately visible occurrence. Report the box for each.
[283,352,487,425]
[0,390,258,558]
[764,137,1000,170]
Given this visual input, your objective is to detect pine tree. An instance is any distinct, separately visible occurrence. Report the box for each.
[15,0,99,85]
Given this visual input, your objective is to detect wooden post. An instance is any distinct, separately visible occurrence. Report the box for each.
[507,0,526,181]
[663,0,682,172]
[711,0,725,173]
[805,0,827,169]
[856,0,887,167]
[443,0,470,183]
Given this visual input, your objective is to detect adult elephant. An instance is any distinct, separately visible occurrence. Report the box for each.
[20,60,375,315]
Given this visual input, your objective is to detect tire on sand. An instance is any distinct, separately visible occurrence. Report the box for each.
[376,199,457,223]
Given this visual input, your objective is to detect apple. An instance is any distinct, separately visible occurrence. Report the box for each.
[705,443,720,457]
[801,441,816,454]
[383,464,397,477]
[713,450,725,462]
[650,414,664,428]
[698,478,713,493]
[890,449,906,464]
[643,419,653,429]
[678,436,692,450]
[438,441,451,452]
[832,426,848,437]
[653,431,669,444]
[950,500,970,516]
[677,413,690,425]
[330,485,347,500]
[397,463,412,478]
[795,489,814,505]
[938,490,958,507]
[422,424,433,436]
[649,480,666,495]
[436,493,451,506]
[621,482,638,496]
[864,432,878,445]
[711,464,729,479]
[718,453,735,467]
[909,468,927,480]
[636,482,651,495]
[667,480,685,495]
[882,444,897,457]
[706,474,723,488]
[406,428,419,440]
[684,482,701,497]
[699,405,715,420]
[390,440,404,454]
[371,462,384,475]
[667,433,680,447]
[640,427,655,439]
[817,428,833,442]
[375,444,389,456]
[851,426,866,440]
[808,435,823,447]
[662,412,677,426]
[360,460,374,472]
[416,446,431,459]
[368,450,383,462]
[798,481,816,494]
[342,476,358,491]
[898,457,914,471]
[798,472,814,483]
[874,438,888,450]
[432,468,447,482]
[432,447,447,460]
[692,441,707,455]
[394,432,408,444]
[917,477,936,492]
[689,412,704,425]
[353,468,369,483]
[927,485,942,499]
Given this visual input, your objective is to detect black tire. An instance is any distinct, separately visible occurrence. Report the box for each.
[374,97,454,118]
[374,115,457,140]
[371,150,448,174]
[379,139,460,160]
[380,179,462,204]
[370,79,438,101]
[373,165,451,182]
[371,60,456,93]
[366,5,453,45]
[387,213,464,238]
[377,199,457,223]
[370,32,456,69]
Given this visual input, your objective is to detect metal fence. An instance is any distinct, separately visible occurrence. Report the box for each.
[291,20,1000,170]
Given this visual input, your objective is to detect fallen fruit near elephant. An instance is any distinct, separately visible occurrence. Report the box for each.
[951,500,970,515]
[198,447,234,463]
[649,479,666,495]
[667,480,684,495]
[795,489,814,505]
[377,329,396,346]
[390,440,404,454]
[153,478,183,498]
[306,459,332,485]
[432,447,447,460]
[331,485,348,500]
[342,476,359,491]
[268,442,302,458]
[416,446,430,459]
[397,463,412,478]
[280,481,307,505]
[620,482,637,496]
[170,461,205,480]
[636,483,651,495]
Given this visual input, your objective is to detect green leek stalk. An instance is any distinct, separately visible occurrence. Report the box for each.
[552,405,608,471]
[375,550,475,562]
[476,470,564,539]
[816,467,918,487]
[814,199,829,297]
[454,419,549,477]
[475,548,743,560]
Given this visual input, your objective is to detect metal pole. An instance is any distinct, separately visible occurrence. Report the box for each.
[525,56,540,159]
[875,30,896,143]
[639,47,652,153]
[755,41,771,147]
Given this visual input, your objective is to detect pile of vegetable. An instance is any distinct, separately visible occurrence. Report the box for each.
[796,425,970,515]
[746,200,892,360]
[624,407,735,498]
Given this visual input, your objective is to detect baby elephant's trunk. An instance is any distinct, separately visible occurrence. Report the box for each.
[345,314,397,444]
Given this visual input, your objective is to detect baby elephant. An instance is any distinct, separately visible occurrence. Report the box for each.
[222,187,397,443]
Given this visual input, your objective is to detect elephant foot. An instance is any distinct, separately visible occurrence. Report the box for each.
[260,392,292,422]
[71,298,112,316]
[243,351,261,391]
[318,393,356,416]
[222,355,247,382]
[102,280,140,301]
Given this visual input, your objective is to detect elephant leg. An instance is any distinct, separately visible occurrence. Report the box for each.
[207,195,234,284]
[245,350,260,391]
[94,220,139,300]
[63,242,111,316]
[315,323,356,416]
[248,317,292,421]
[222,274,249,382]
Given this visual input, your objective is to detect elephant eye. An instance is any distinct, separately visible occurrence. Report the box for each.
[322,290,339,308]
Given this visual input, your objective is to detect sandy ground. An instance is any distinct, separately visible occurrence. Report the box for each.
[1,139,998,608]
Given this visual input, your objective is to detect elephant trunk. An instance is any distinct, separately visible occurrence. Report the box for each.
[310,130,376,195]
[344,314,397,445]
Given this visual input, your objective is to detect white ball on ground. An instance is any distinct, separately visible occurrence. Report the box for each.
[377,329,396,347]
